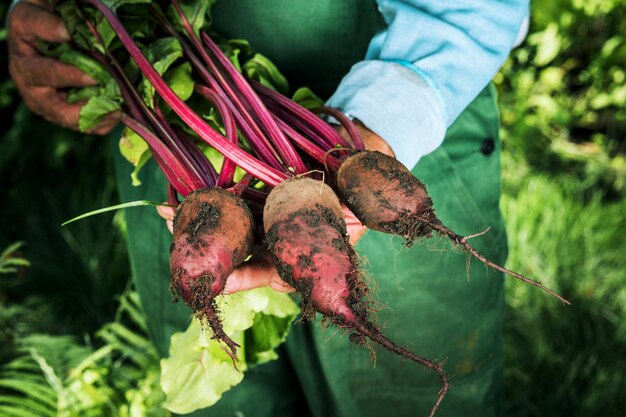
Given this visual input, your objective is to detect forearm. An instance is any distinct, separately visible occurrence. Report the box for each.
[327,0,529,169]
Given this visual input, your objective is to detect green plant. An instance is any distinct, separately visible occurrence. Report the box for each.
[496,0,626,197]
[0,290,167,417]
[0,243,30,275]
[501,174,626,417]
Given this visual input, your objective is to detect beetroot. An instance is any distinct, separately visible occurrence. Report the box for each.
[264,177,448,417]
[170,188,255,359]
[336,150,570,305]
[336,151,436,240]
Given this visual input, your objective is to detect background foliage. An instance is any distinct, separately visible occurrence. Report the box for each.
[1,0,625,416]
[495,1,626,415]
[496,0,626,197]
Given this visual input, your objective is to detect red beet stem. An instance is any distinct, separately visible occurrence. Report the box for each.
[151,5,285,171]
[85,0,288,186]
[313,106,365,151]
[200,30,308,174]
[252,80,352,149]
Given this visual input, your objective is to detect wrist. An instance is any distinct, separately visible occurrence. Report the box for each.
[327,61,447,170]
[353,120,395,158]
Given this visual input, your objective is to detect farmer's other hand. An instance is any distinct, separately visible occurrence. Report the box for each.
[8,0,118,134]
[334,119,396,158]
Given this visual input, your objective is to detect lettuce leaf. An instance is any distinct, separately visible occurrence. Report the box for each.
[160,288,300,414]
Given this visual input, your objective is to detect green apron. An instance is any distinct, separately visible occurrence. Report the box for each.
[113,1,508,416]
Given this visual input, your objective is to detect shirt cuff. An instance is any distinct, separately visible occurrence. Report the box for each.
[326,60,447,170]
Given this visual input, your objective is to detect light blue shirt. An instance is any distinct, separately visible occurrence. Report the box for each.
[327,0,529,169]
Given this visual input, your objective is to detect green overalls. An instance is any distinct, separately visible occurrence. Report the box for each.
[113,1,508,416]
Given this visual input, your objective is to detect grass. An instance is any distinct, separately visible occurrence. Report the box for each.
[501,162,626,417]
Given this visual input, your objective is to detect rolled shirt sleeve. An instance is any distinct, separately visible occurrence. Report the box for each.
[327,0,529,169]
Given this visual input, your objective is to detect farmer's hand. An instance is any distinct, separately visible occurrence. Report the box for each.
[7,0,118,134]
[156,122,393,294]
[334,119,395,158]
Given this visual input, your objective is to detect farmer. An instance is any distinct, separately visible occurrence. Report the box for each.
[8,0,528,415]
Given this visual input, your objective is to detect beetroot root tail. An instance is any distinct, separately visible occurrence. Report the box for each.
[422,219,571,305]
[200,301,240,364]
[352,321,448,417]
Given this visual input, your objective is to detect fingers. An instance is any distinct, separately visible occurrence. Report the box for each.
[157,204,176,234]
[8,2,70,54]
[15,86,118,134]
[164,219,174,234]
[19,87,82,129]
[354,120,396,157]
[8,54,96,131]
[334,119,395,157]
[224,250,295,294]
[8,1,117,134]
[342,205,367,245]
[10,56,97,88]
[21,0,54,9]
[86,111,122,135]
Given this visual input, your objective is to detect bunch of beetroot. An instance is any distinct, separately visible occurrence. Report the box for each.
[63,1,569,415]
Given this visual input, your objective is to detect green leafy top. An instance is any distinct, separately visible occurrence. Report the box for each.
[166,0,215,36]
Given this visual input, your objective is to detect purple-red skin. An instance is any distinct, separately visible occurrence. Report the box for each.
[335,151,571,305]
[170,188,254,304]
[170,188,255,358]
[336,150,438,243]
[263,178,365,322]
